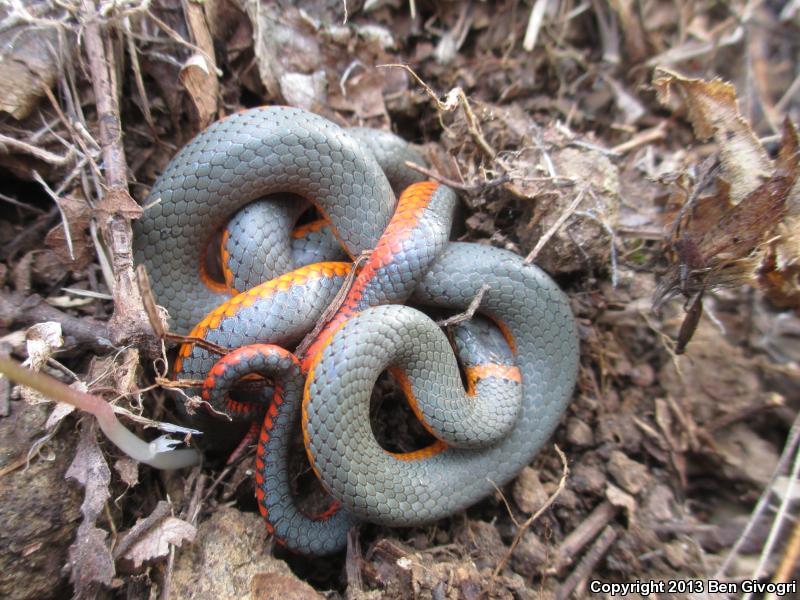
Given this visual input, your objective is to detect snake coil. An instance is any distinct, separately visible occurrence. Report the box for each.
[134,106,579,555]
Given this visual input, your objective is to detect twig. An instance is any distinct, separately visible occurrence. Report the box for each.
[775,70,800,114]
[41,84,103,187]
[122,16,158,139]
[403,161,471,191]
[81,0,152,348]
[295,252,370,358]
[32,170,75,260]
[766,517,800,600]
[404,161,511,195]
[377,63,496,160]
[487,479,520,528]
[524,187,586,264]
[436,284,490,328]
[143,10,222,77]
[184,469,206,524]
[568,139,620,158]
[0,192,46,213]
[523,0,548,52]
[645,24,744,67]
[0,290,110,350]
[669,155,720,241]
[548,500,620,574]
[136,265,167,339]
[716,410,800,578]
[492,445,569,578]
[555,526,619,600]
[611,123,668,155]
[0,132,74,166]
[742,416,800,600]
[345,528,364,594]
[574,210,618,287]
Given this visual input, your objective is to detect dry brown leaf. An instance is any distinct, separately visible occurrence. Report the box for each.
[123,516,196,568]
[328,68,389,120]
[45,193,93,270]
[244,2,323,105]
[20,322,64,405]
[653,67,772,203]
[94,189,144,221]
[0,4,62,119]
[45,401,77,429]
[759,121,800,310]
[114,457,139,488]
[65,423,114,594]
[653,73,800,348]
[23,322,63,371]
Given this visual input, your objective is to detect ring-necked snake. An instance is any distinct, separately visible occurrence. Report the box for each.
[133,106,579,555]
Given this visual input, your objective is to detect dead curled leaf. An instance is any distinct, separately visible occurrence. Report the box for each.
[45,193,94,270]
[65,422,115,595]
[20,322,64,404]
[652,69,800,349]
[123,515,196,568]
[653,68,772,202]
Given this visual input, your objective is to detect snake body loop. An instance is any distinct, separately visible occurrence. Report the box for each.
[134,106,579,555]
[303,243,578,525]
[134,107,399,333]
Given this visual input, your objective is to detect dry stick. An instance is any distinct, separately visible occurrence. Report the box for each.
[436,284,490,328]
[0,290,110,349]
[487,479,521,528]
[123,16,159,139]
[295,252,370,358]
[32,170,75,260]
[377,63,496,161]
[0,191,46,213]
[144,9,222,77]
[610,122,668,155]
[555,526,619,600]
[522,0,548,52]
[0,131,74,165]
[766,517,800,600]
[137,266,226,356]
[41,84,103,188]
[715,410,800,578]
[524,187,586,264]
[668,155,720,242]
[403,161,472,191]
[404,160,511,195]
[550,500,620,574]
[81,0,151,346]
[184,470,207,525]
[574,209,618,287]
[491,445,569,579]
[775,69,800,113]
[136,264,167,339]
[742,421,800,600]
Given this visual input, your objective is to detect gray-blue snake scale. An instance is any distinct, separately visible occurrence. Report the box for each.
[133,106,579,555]
[304,242,578,526]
